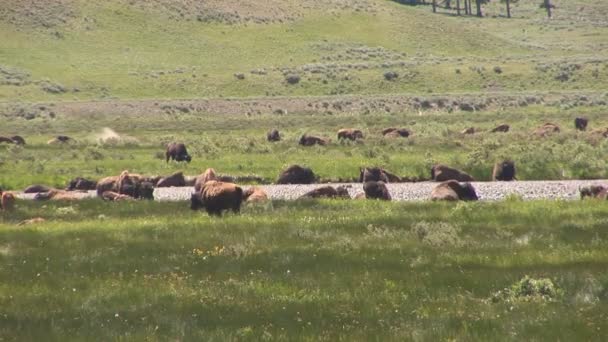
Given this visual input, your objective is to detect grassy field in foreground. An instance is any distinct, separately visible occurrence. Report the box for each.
[1,199,607,340]
[2,104,608,190]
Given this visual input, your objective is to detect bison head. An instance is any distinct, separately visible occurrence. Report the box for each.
[190,193,204,210]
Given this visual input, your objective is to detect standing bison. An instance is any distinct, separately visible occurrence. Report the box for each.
[190,180,243,216]
[431,181,478,201]
[431,164,474,182]
[1,190,15,211]
[165,143,192,163]
[267,129,281,142]
[277,165,315,184]
[337,129,364,141]
[575,117,588,131]
[492,161,516,181]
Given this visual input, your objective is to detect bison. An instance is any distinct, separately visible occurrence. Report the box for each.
[337,129,364,141]
[267,129,281,142]
[96,176,119,197]
[382,128,411,138]
[363,181,391,200]
[431,164,475,182]
[1,191,15,211]
[34,189,81,201]
[101,191,134,202]
[165,142,191,163]
[194,168,219,192]
[23,184,53,193]
[277,165,315,184]
[575,117,588,131]
[299,134,328,146]
[66,177,97,191]
[0,136,15,144]
[534,123,560,137]
[490,124,510,133]
[156,171,186,188]
[431,180,479,201]
[242,187,269,203]
[580,185,607,200]
[10,136,25,145]
[492,161,516,181]
[359,167,388,183]
[300,186,350,199]
[190,180,243,216]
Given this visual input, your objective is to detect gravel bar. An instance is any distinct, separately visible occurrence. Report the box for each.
[15,180,608,202]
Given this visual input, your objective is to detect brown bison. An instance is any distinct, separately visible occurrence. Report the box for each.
[11,136,25,145]
[23,184,54,193]
[190,180,243,216]
[116,172,154,200]
[156,171,186,188]
[166,142,192,163]
[461,127,475,135]
[363,181,391,200]
[299,134,328,146]
[492,161,516,181]
[96,176,119,197]
[534,123,560,137]
[359,167,388,183]
[66,177,97,191]
[242,187,269,203]
[267,129,281,142]
[34,189,81,201]
[431,181,479,201]
[194,168,219,192]
[0,136,14,144]
[337,129,364,141]
[580,185,607,199]
[490,124,510,133]
[100,191,134,202]
[300,186,350,199]
[431,164,475,182]
[1,191,15,211]
[575,117,588,131]
[382,128,410,138]
[277,165,315,184]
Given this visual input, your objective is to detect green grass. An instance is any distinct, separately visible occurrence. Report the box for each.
[0,0,607,101]
[1,199,607,340]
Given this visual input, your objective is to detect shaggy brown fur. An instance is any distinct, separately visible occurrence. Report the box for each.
[492,161,516,181]
[34,189,81,201]
[96,176,119,197]
[10,135,26,145]
[267,129,281,142]
[66,177,97,191]
[165,142,191,163]
[156,171,186,188]
[359,167,389,183]
[242,187,269,202]
[194,168,219,192]
[363,181,391,200]
[23,184,53,193]
[300,186,350,199]
[461,127,475,135]
[337,128,364,141]
[490,124,510,133]
[431,180,479,201]
[575,117,588,131]
[431,164,475,182]
[1,192,15,211]
[534,123,560,137]
[191,180,243,216]
[277,165,315,184]
[299,134,328,146]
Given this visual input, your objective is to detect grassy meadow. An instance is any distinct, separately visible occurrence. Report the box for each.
[1,199,608,340]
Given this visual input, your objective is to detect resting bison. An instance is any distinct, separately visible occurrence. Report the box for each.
[363,181,391,200]
[96,176,119,197]
[299,134,328,146]
[382,128,410,138]
[194,168,218,192]
[101,191,134,202]
[337,129,364,141]
[575,117,588,131]
[0,136,14,144]
[491,124,510,133]
[165,142,191,163]
[1,191,15,211]
[492,161,516,181]
[360,167,401,183]
[461,127,475,135]
[156,171,186,188]
[34,189,81,201]
[534,123,560,137]
[116,172,154,200]
[580,185,607,200]
[431,164,474,182]
[242,187,269,202]
[23,184,53,193]
[191,180,243,216]
[10,136,25,145]
[66,177,97,191]
[300,186,350,199]
[267,129,281,142]
[277,165,315,184]
[431,181,478,201]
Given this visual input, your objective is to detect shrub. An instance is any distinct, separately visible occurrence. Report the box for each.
[412,221,462,247]
[491,276,562,303]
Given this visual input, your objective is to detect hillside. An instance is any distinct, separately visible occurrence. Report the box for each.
[0,0,607,101]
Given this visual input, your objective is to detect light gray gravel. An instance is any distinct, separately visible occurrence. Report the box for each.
[15,180,608,202]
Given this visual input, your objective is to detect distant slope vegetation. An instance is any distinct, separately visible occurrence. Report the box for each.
[0,0,606,101]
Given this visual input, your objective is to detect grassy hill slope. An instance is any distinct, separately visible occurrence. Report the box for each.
[0,0,606,101]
